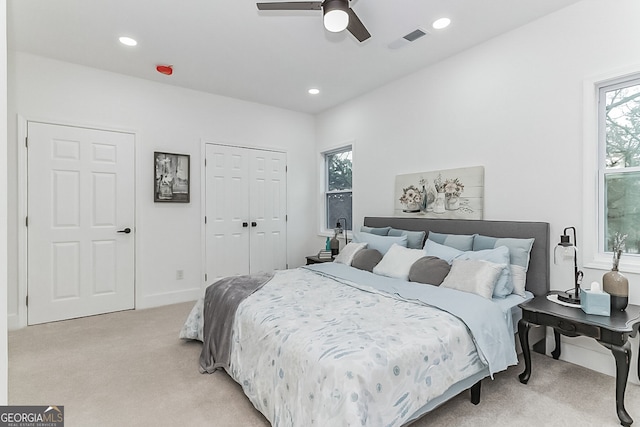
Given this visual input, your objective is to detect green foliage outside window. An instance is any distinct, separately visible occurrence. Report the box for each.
[603,80,640,253]
[326,148,352,230]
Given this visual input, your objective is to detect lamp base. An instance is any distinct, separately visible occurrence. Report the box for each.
[557,289,580,305]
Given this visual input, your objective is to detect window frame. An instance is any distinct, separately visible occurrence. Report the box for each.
[321,144,353,237]
[583,68,640,273]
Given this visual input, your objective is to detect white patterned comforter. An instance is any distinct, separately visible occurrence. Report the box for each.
[181,264,523,427]
[229,268,486,427]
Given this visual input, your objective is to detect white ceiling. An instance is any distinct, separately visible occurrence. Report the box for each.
[7,0,581,114]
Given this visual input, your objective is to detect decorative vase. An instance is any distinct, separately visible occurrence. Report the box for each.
[405,201,420,212]
[158,179,173,200]
[421,185,428,212]
[445,195,459,210]
[603,268,628,311]
[330,235,340,257]
[433,192,446,214]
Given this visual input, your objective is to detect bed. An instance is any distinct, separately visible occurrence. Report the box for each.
[181,217,550,426]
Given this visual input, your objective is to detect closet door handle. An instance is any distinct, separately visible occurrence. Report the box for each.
[242,222,249,228]
[117,227,131,234]
[251,221,257,227]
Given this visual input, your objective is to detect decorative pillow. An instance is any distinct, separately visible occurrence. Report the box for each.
[352,232,408,255]
[423,239,463,264]
[408,256,451,286]
[388,228,426,249]
[333,242,368,266]
[351,249,383,272]
[360,226,391,236]
[427,231,475,251]
[473,235,535,297]
[373,244,427,280]
[457,246,512,298]
[440,259,504,299]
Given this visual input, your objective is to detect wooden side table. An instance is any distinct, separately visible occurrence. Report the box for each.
[305,255,333,265]
[518,295,640,426]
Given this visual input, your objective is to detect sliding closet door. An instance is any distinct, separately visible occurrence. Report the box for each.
[204,144,287,282]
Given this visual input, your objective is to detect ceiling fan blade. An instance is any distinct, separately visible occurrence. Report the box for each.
[346,8,371,42]
[257,2,322,11]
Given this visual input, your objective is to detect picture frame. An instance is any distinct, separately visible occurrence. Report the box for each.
[154,151,190,203]
[394,166,484,220]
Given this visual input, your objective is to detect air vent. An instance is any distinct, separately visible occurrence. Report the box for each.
[388,27,430,50]
[403,29,428,42]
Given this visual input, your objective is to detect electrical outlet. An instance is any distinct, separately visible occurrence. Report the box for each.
[176,269,184,280]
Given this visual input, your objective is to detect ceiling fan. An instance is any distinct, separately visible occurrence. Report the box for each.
[256,0,371,42]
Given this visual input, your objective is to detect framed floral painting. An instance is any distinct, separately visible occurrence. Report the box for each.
[154,151,190,203]
[394,166,484,219]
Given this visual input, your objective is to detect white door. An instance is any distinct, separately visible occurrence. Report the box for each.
[27,122,135,325]
[205,144,251,280]
[204,144,287,281]
[248,151,287,274]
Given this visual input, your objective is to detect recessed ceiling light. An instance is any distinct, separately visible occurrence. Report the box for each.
[308,88,320,95]
[432,18,451,30]
[119,36,137,47]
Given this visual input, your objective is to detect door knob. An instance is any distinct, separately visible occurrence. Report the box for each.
[242,222,249,227]
[251,221,257,227]
[117,227,132,234]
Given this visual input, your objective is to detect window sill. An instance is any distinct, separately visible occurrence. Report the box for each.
[584,255,640,275]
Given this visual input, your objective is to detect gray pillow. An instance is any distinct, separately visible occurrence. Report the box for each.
[351,249,383,272]
[408,256,451,286]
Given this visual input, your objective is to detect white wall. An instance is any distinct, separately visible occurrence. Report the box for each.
[316,0,640,381]
[1,0,9,405]
[7,52,317,328]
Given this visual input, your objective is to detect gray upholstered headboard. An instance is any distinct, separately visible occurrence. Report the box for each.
[363,217,550,297]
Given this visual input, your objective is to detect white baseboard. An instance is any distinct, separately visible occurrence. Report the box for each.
[7,313,20,331]
[136,288,202,310]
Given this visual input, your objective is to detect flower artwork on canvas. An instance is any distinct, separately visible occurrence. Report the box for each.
[394,166,484,220]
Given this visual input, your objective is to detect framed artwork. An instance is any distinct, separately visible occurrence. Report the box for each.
[154,151,190,203]
[394,166,484,220]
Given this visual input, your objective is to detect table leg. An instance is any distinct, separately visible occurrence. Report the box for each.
[518,319,531,384]
[551,329,561,360]
[611,341,633,427]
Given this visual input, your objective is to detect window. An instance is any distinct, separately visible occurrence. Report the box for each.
[599,75,640,254]
[324,146,352,232]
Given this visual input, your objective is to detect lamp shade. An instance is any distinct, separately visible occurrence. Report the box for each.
[323,0,349,32]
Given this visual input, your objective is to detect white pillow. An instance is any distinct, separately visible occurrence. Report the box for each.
[333,242,368,266]
[373,244,426,280]
[440,259,503,299]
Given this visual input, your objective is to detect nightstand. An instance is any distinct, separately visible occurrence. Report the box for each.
[305,255,333,265]
[518,295,640,426]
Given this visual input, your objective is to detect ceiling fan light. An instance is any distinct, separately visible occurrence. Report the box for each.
[324,9,349,32]
[323,0,349,32]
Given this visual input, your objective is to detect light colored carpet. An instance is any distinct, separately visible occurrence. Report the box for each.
[8,301,640,426]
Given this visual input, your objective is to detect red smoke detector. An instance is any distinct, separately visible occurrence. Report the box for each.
[156,65,173,75]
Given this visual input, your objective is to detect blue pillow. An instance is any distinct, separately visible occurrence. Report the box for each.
[388,228,426,249]
[473,235,535,297]
[352,232,408,254]
[360,226,391,236]
[423,239,463,264]
[427,231,475,251]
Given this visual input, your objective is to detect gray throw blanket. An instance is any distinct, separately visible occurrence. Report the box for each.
[199,272,274,374]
